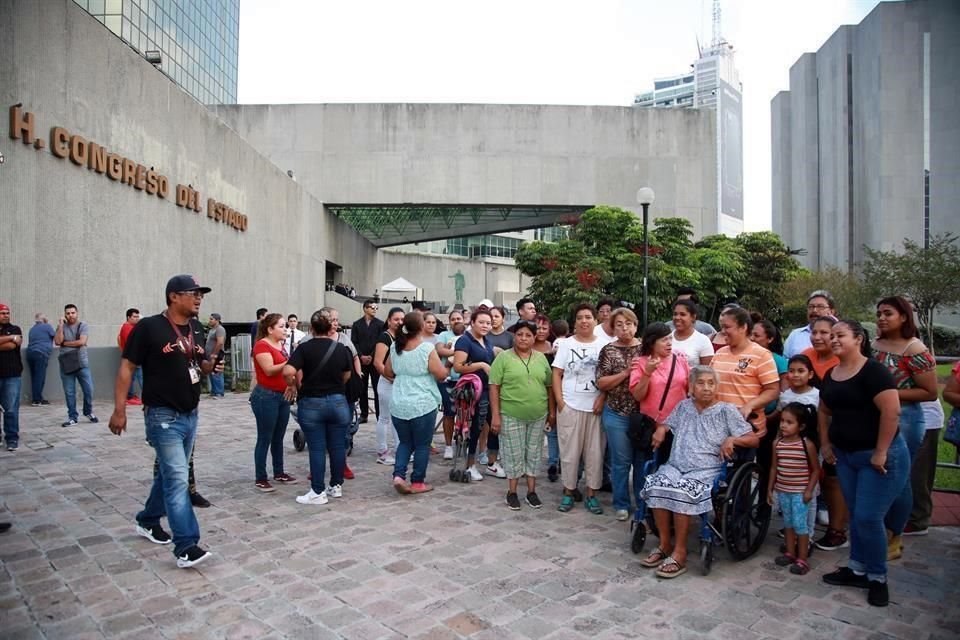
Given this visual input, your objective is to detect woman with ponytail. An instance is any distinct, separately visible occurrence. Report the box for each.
[383,312,449,494]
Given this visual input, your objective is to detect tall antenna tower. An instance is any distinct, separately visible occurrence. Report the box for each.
[711,0,723,47]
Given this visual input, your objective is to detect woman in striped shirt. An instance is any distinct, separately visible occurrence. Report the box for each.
[767,402,820,575]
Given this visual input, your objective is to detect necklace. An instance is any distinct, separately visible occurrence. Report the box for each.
[513,348,534,383]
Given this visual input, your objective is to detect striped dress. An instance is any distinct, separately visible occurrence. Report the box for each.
[773,437,810,493]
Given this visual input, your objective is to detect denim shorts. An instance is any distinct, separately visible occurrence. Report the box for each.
[777,491,810,535]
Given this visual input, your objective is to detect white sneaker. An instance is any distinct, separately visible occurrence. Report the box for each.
[817,509,829,526]
[615,509,630,521]
[327,484,343,498]
[485,462,506,478]
[443,445,454,460]
[377,453,395,465]
[296,489,329,505]
[467,465,484,482]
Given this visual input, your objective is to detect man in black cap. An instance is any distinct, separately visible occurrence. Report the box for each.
[108,275,221,569]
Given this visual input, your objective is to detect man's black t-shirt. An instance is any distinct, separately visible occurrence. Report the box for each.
[288,337,351,398]
[0,323,23,377]
[820,358,897,452]
[123,314,206,412]
[351,316,385,357]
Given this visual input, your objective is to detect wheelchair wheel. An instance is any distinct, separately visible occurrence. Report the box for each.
[630,522,647,555]
[700,540,714,575]
[293,428,305,452]
[722,461,770,560]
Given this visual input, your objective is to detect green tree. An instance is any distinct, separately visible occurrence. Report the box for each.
[732,231,805,323]
[861,233,960,355]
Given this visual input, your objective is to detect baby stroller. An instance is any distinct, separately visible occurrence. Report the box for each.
[448,374,482,483]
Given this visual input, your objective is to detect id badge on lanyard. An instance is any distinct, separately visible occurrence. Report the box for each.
[165,313,200,384]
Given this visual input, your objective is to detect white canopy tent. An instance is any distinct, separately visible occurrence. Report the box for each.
[381,277,418,293]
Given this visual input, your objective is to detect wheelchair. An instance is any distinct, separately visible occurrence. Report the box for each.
[630,450,771,575]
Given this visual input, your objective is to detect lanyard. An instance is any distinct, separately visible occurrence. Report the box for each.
[163,312,196,363]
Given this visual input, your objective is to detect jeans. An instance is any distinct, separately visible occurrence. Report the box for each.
[467,391,490,456]
[835,436,910,581]
[884,402,924,534]
[297,394,351,493]
[137,406,200,557]
[249,386,291,481]
[0,377,21,445]
[602,407,647,511]
[60,366,94,421]
[546,425,559,466]
[209,372,225,396]
[128,367,143,399]
[25,351,49,402]
[392,410,436,483]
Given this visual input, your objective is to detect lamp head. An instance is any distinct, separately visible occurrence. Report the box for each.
[636,187,655,206]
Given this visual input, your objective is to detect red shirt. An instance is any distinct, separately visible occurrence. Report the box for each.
[253,340,288,391]
[118,322,135,350]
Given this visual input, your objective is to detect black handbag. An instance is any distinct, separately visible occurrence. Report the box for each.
[57,322,84,374]
[627,354,677,452]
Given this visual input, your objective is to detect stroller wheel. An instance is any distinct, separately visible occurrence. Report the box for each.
[630,525,647,555]
[449,469,458,482]
[461,472,470,483]
[293,428,305,452]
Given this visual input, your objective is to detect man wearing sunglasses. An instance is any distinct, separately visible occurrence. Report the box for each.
[351,299,384,423]
[108,275,222,569]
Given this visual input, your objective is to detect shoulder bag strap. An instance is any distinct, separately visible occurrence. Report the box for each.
[317,340,338,371]
[655,355,678,419]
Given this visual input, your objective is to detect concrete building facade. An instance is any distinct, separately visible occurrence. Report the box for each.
[772,0,960,271]
[1,0,721,399]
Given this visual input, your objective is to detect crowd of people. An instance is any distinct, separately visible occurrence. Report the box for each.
[0,280,954,610]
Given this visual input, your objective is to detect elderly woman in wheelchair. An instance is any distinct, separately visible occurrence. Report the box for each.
[638,365,760,578]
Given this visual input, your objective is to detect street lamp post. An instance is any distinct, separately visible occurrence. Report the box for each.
[636,187,655,329]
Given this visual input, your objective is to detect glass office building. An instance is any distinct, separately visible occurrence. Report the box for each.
[74,0,239,105]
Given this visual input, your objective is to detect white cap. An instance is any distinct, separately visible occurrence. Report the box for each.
[476,299,494,309]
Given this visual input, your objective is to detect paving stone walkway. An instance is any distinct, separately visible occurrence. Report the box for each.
[1,394,958,639]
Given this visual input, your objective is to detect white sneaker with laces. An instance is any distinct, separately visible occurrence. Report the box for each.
[443,445,454,460]
[377,453,395,465]
[485,462,506,478]
[467,465,484,482]
[327,484,343,498]
[296,489,329,505]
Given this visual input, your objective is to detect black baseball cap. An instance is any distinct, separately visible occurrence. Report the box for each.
[165,274,211,296]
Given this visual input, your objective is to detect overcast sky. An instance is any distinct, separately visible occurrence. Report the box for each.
[238,0,882,232]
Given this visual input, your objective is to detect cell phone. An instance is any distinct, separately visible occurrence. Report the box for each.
[215,350,226,364]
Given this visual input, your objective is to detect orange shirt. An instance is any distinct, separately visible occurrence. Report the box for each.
[800,347,839,382]
[712,342,780,433]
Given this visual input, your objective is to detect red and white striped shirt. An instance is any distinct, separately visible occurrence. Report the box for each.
[774,437,811,493]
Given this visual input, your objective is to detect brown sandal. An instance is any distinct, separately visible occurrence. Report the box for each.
[655,557,688,579]
[640,547,670,568]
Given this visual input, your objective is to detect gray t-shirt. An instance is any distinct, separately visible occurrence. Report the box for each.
[205,324,226,356]
[61,321,89,368]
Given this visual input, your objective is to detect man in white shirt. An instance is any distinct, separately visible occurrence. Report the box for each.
[286,314,306,354]
[783,290,836,358]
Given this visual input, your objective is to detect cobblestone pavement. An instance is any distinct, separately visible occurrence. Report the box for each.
[1,394,958,639]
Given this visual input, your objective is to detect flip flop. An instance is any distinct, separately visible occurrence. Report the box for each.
[640,547,670,568]
[655,557,687,579]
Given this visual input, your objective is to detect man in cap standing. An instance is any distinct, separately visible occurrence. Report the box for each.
[108,275,221,569]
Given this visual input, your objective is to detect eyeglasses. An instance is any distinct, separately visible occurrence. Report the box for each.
[176,291,205,299]
[366,305,378,310]
[807,304,830,311]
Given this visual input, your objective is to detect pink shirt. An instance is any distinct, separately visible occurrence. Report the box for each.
[629,355,690,421]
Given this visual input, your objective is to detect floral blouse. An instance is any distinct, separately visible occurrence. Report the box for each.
[597,342,643,416]
[872,340,935,390]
